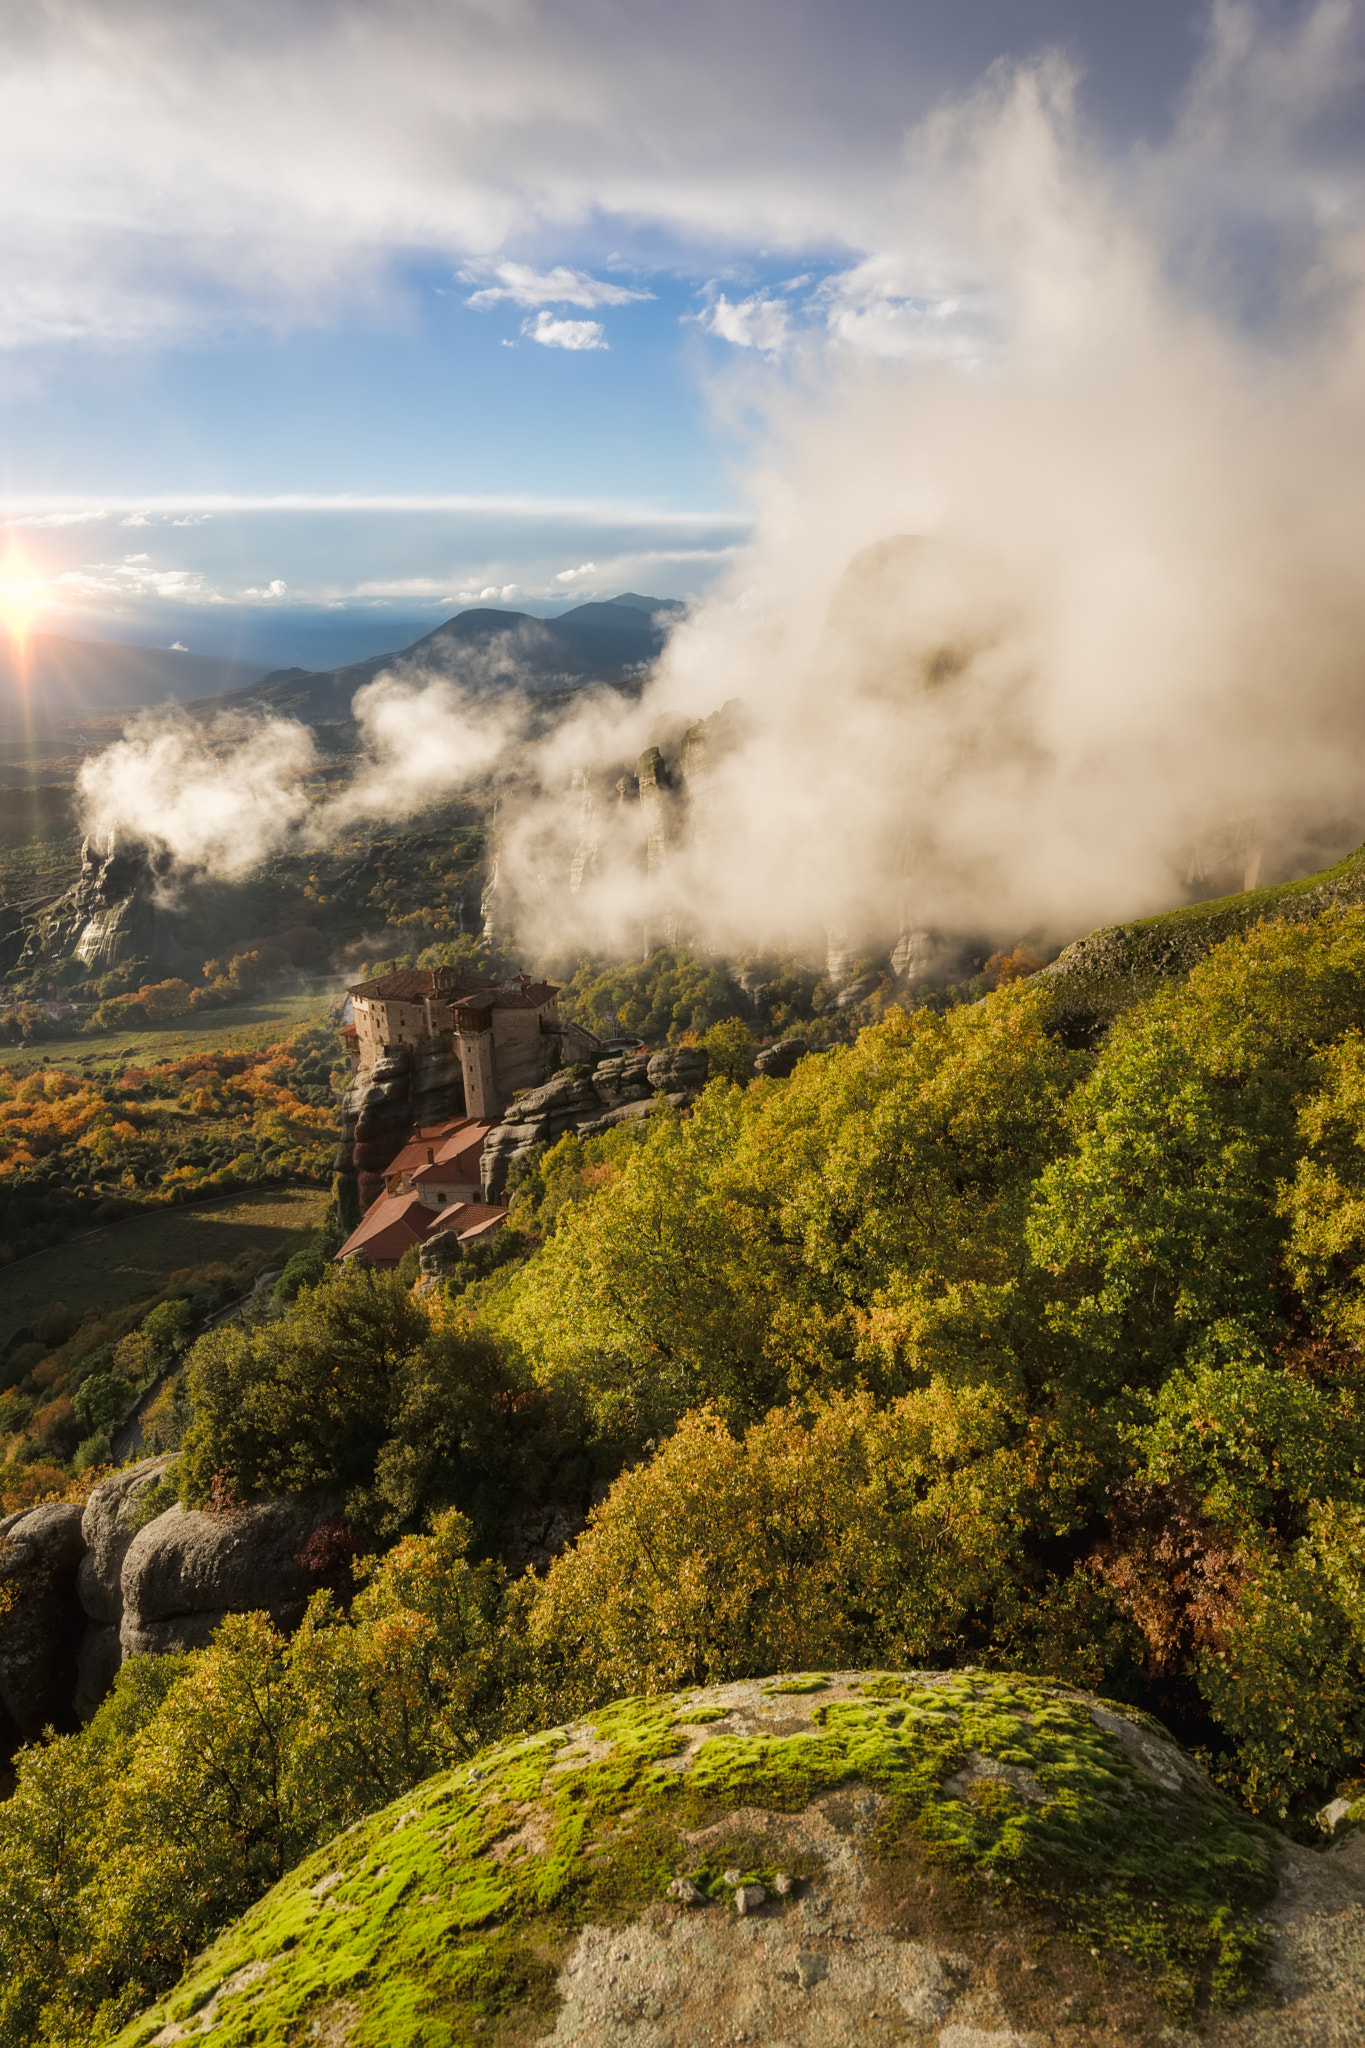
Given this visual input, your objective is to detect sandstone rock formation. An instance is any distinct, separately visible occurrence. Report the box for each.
[755,1037,809,1080]
[479,1046,711,1198]
[5,836,195,980]
[119,1495,332,1660]
[108,1668,1365,2047]
[418,1227,464,1281]
[0,1502,87,1747]
[75,1454,175,1706]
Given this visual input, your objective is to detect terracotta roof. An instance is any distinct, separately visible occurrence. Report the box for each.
[348,967,500,1002]
[429,1200,510,1240]
[334,1188,434,1267]
[411,1154,481,1187]
[452,976,559,1014]
[382,1118,486,1183]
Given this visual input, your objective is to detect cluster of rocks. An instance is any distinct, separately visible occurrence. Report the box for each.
[476,1040,812,1198]
[754,1037,808,1079]
[0,1459,333,1753]
[480,1045,710,1199]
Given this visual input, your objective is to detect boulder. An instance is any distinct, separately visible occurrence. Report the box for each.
[509,1072,601,1123]
[78,1454,176,1626]
[755,1038,809,1081]
[419,1229,464,1279]
[646,1045,709,1092]
[115,1669,1360,2048]
[591,1053,653,1106]
[119,1496,332,1661]
[0,1502,87,1745]
[74,1454,175,1707]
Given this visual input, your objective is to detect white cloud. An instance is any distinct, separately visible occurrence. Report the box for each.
[0,3,913,349]
[701,292,791,354]
[816,256,993,362]
[0,508,108,529]
[555,562,597,582]
[464,262,651,309]
[169,640,187,650]
[0,2,1358,352]
[0,493,744,524]
[522,310,607,350]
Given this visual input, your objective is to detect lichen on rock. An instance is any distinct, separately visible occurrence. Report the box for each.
[104,1668,1316,2048]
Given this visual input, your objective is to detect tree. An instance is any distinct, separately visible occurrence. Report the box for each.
[701,1016,758,1085]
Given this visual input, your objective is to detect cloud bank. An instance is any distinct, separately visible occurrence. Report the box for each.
[4,0,1362,352]
[75,15,1365,973]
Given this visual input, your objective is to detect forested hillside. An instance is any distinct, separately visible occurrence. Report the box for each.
[6,902,1365,2041]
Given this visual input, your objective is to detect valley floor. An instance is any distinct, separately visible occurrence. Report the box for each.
[0,1184,329,1347]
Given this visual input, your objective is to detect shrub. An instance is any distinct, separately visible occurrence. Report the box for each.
[176,1265,571,1543]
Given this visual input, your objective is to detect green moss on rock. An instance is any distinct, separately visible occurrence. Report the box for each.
[109,1671,1275,2047]
[1039,841,1365,1033]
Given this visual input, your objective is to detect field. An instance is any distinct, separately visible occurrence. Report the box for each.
[0,1185,330,1346]
[0,990,337,1073]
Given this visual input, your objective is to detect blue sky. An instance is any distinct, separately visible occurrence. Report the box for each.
[0,0,1360,670]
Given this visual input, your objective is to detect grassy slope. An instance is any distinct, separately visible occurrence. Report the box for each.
[108,1672,1273,2047]
[0,992,334,1073]
[1039,841,1365,1032]
[0,1186,328,1346]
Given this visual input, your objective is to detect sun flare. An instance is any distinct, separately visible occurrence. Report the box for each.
[0,541,44,644]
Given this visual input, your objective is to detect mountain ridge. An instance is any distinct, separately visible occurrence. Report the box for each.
[194,592,686,725]
[0,634,268,725]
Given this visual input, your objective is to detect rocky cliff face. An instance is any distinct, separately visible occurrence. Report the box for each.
[336,1041,467,1210]
[0,1502,87,1749]
[107,1669,1365,2047]
[2,836,196,980]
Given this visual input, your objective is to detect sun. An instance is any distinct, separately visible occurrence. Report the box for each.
[0,541,44,644]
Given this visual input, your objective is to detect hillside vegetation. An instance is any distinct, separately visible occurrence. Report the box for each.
[8,901,1365,2040]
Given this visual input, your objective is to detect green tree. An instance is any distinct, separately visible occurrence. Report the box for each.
[177,1265,565,1542]
[701,1016,758,1084]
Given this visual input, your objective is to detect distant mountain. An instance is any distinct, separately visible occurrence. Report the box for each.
[0,634,269,725]
[195,595,685,725]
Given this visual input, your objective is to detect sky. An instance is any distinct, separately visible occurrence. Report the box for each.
[4,0,1359,670]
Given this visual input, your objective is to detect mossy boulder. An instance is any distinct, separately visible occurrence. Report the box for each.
[110,1670,1365,2047]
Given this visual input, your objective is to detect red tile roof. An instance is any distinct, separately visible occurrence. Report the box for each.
[334,1189,433,1267]
[335,1188,509,1267]
[347,967,500,1002]
[382,1118,486,1183]
[411,1156,481,1187]
[429,1201,510,1240]
[452,977,559,1015]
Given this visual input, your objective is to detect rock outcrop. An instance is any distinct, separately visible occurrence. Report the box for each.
[338,1042,467,1212]
[755,1037,809,1080]
[75,1454,175,1706]
[108,1668,1365,2048]
[1039,842,1365,1042]
[480,1047,711,1198]
[0,1502,87,1746]
[0,1471,347,1738]
[11,836,196,979]
[119,1496,332,1660]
